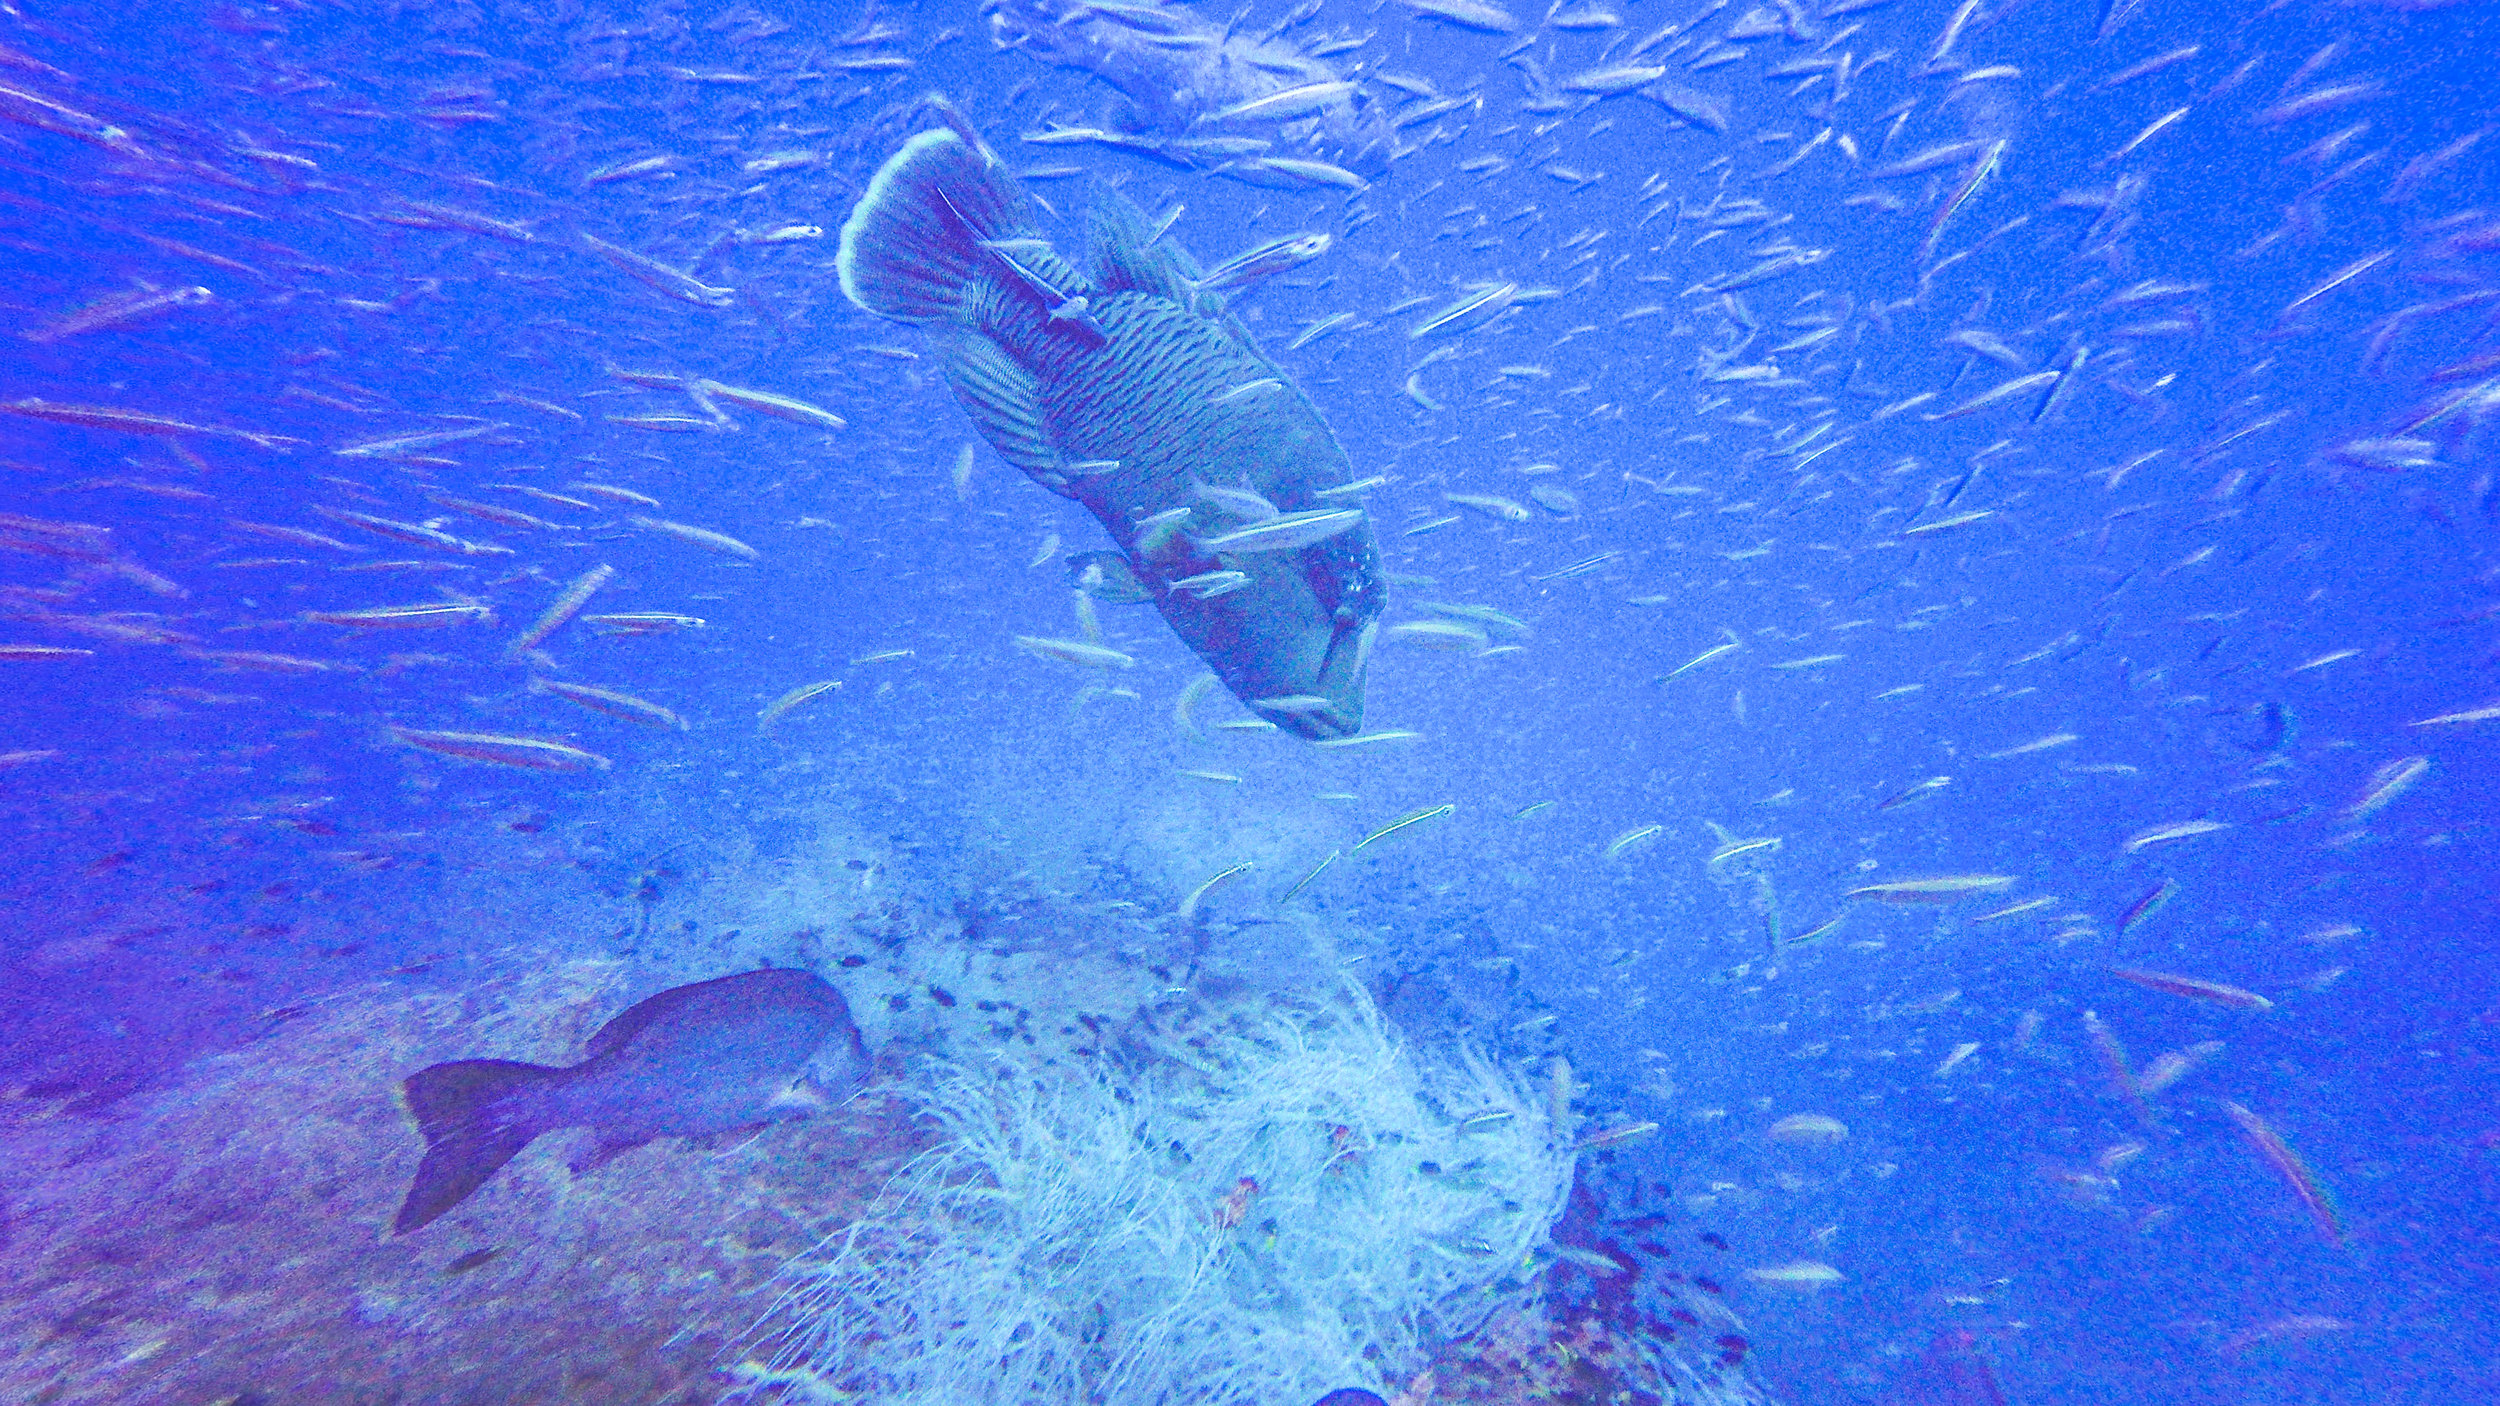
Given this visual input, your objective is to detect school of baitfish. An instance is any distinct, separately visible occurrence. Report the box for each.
[1,0,2491,1394]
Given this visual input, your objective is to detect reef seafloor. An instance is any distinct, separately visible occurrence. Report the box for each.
[2,825,1774,1406]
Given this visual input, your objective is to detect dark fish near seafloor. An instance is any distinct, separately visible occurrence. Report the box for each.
[837,108,1386,740]
[391,968,868,1234]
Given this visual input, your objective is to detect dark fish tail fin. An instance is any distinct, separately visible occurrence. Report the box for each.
[838,128,1037,324]
[392,1058,555,1235]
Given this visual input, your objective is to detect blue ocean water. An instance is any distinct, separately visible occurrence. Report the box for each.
[3,0,2495,1402]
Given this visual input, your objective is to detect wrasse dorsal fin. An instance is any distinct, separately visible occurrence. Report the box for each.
[1087,188,1202,304]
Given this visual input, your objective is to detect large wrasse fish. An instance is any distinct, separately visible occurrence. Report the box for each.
[838,115,1385,739]
[390,969,867,1234]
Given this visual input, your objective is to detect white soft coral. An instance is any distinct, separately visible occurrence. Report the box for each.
[748,979,1575,1406]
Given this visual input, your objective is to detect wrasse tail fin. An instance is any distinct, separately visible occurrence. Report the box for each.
[393,1057,557,1235]
[837,128,1037,323]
